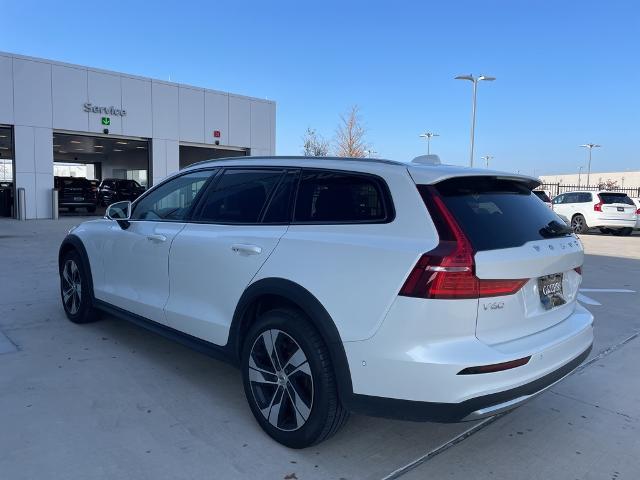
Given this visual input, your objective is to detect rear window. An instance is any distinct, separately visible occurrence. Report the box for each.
[599,193,634,205]
[433,177,567,251]
[119,180,140,189]
[533,190,551,202]
[59,178,89,188]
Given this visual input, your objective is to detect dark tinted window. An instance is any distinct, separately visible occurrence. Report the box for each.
[118,180,140,189]
[131,170,214,221]
[196,169,283,223]
[533,190,551,202]
[434,177,568,251]
[262,170,299,223]
[294,170,389,223]
[599,193,634,205]
[552,194,564,204]
[58,177,89,188]
[578,192,592,203]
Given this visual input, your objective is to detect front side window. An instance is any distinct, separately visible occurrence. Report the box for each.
[552,194,564,204]
[294,170,390,223]
[195,169,284,223]
[131,170,215,221]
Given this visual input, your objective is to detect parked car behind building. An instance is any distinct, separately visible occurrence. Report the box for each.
[98,179,146,206]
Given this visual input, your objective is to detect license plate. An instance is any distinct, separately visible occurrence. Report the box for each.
[538,273,565,310]
[74,197,84,201]
[617,207,624,212]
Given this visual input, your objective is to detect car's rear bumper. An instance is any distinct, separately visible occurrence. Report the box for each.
[343,297,594,421]
[348,344,591,422]
[591,216,636,228]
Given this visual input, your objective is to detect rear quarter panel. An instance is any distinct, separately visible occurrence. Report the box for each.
[252,165,437,342]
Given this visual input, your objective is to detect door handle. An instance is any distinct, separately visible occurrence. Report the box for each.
[146,234,167,243]
[231,244,262,255]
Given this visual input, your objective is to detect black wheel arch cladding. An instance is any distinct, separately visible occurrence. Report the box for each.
[229,277,354,404]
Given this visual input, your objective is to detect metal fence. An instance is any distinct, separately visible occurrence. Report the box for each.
[538,183,640,198]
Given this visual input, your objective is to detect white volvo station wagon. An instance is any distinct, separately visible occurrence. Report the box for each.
[59,156,594,448]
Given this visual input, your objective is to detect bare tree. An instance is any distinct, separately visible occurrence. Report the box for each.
[334,105,368,158]
[599,178,619,190]
[302,128,330,157]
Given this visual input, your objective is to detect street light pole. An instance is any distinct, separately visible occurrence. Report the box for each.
[419,132,439,155]
[480,155,493,168]
[455,74,495,167]
[578,166,583,187]
[579,143,601,187]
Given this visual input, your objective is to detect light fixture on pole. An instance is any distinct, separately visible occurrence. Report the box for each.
[579,143,601,187]
[480,155,493,168]
[455,74,495,167]
[419,132,439,155]
[577,166,583,187]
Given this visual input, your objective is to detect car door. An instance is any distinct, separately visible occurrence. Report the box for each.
[99,169,216,323]
[164,168,298,345]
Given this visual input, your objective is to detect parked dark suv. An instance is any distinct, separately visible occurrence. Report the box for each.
[54,176,98,213]
[98,179,145,206]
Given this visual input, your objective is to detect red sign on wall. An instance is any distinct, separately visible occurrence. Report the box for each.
[213,130,221,138]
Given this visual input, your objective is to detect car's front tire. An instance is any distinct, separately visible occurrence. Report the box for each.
[571,214,589,234]
[59,250,99,324]
[241,308,349,448]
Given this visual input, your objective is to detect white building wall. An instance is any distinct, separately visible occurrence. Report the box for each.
[540,171,640,190]
[0,51,275,219]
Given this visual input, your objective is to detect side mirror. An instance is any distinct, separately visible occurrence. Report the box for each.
[106,201,132,221]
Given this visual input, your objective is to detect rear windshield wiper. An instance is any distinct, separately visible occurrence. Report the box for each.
[539,220,572,238]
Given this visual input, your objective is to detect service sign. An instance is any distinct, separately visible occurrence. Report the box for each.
[83,103,127,116]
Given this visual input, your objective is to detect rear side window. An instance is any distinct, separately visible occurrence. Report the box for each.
[599,193,634,205]
[294,170,391,223]
[196,169,283,223]
[432,177,567,251]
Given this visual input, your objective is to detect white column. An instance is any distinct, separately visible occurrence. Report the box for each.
[14,126,54,219]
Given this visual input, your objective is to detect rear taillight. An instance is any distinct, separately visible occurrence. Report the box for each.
[594,194,603,212]
[574,266,582,275]
[636,208,640,215]
[399,186,527,300]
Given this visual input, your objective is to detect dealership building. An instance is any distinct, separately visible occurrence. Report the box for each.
[0,51,276,219]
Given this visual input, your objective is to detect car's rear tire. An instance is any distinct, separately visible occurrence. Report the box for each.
[241,308,349,448]
[571,214,589,234]
[59,250,100,324]
[612,227,633,236]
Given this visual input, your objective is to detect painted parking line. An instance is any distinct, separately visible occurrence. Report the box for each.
[578,288,636,306]
[579,288,635,293]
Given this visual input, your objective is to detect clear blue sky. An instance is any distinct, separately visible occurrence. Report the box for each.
[3,0,639,175]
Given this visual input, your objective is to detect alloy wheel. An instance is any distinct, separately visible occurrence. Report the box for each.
[571,216,584,233]
[248,329,314,432]
[62,259,82,315]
